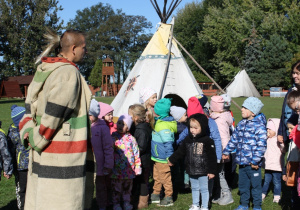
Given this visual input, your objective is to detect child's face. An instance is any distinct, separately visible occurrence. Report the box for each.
[117,120,128,133]
[104,111,114,122]
[267,128,276,138]
[289,101,300,114]
[148,93,157,107]
[89,115,97,124]
[287,123,295,134]
[190,120,201,137]
[178,112,188,123]
[241,107,255,120]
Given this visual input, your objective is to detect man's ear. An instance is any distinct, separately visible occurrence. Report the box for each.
[71,45,76,54]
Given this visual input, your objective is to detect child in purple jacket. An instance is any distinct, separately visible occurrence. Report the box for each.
[89,99,114,210]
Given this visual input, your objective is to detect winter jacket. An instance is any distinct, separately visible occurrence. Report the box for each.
[176,118,222,162]
[133,122,152,168]
[7,124,29,170]
[111,132,142,179]
[210,111,233,150]
[262,118,284,171]
[0,129,13,179]
[151,116,177,163]
[91,119,114,176]
[223,113,267,166]
[278,87,294,142]
[19,57,93,210]
[169,113,217,176]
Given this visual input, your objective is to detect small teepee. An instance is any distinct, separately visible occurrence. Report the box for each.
[111,0,202,116]
[225,69,261,97]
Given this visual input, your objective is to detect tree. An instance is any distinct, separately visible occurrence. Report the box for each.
[67,3,152,81]
[88,59,102,87]
[0,0,63,79]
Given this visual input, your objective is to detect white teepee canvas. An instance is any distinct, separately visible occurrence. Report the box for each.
[111,23,203,117]
[225,69,261,97]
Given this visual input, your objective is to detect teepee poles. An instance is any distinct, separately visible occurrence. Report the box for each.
[158,20,175,100]
[173,37,242,110]
[150,0,182,23]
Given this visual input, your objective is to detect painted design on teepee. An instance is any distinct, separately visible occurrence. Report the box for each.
[125,75,140,96]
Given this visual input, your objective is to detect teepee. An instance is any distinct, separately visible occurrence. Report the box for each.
[225,69,261,97]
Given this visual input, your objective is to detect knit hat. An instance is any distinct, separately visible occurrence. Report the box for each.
[196,94,208,108]
[242,97,264,115]
[118,114,133,130]
[89,99,100,117]
[98,102,114,119]
[221,94,231,110]
[187,96,204,117]
[170,106,186,121]
[154,98,172,119]
[287,114,299,126]
[210,96,224,112]
[139,87,156,104]
[266,118,280,133]
[11,105,26,127]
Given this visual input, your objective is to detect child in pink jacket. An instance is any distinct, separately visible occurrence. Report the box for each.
[89,99,114,210]
[262,118,284,203]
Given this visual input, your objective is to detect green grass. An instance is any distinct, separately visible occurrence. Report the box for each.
[0,97,289,209]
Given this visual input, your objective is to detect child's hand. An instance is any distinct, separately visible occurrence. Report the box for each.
[277,135,284,143]
[222,154,229,160]
[282,175,287,182]
[207,174,215,179]
[250,164,259,170]
[3,172,11,179]
[167,160,173,166]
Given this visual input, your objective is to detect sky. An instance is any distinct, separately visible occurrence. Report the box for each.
[58,0,197,33]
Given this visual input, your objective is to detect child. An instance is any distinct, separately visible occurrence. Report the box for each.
[262,118,284,203]
[128,104,152,209]
[111,114,142,210]
[0,121,13,181]
[150,98,177,206]
[89,99,114,210]
[7,105,29,210]
[168,113,217,210]
[98,102,117,134]
[222,97,267,210]
[210,95,234,205]
[139,87,157,129]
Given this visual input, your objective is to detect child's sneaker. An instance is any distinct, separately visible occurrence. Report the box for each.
[234,205,249,210]
[273,195,280,203]
[113,204,122,210]
[150,193,160,204]
[262,193,266,201]
[189,205,200,210]
[123,201,133,210]
[158,196,173,207]
[218,192,234,205]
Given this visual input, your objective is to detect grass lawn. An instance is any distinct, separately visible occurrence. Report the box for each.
[0,96,290,209]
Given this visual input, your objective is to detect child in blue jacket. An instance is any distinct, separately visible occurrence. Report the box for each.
[222,97,267,210]
[150,98,177,207]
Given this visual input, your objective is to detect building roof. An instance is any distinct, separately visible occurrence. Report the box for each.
[7,75,34,85]
[0,81,23,97]
[103,57,114,63]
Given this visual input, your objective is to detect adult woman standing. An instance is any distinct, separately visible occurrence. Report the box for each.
[278,61,300,145]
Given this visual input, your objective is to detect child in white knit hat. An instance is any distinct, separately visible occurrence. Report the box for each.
[111,114,142,210]
[139,87,157,129]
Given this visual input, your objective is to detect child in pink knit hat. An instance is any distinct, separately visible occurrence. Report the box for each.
[111,114,142,210]
[98,102,117,134]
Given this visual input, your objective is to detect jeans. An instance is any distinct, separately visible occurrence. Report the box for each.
[239,165,262,209]
[262,170,281,196]
[190,175,209,208]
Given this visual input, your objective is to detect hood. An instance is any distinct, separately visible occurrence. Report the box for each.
[266,118,280,136]
[251,113,267,125]
[188,113,208,138]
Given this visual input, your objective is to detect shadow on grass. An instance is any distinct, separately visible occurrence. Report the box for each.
[0,199,17,210]
[0,99,24,104]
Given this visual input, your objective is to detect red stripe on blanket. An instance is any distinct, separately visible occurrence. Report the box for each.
[43,140,87,153]
[39,124,56,140]
[19,117,33,130]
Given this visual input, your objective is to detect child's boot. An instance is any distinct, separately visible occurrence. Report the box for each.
[137,195,149,209]
[218,191,234,205]
[150,193,160,204]
[262,193,266,201]
[159,196,173,207]
[273,195,280,203]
